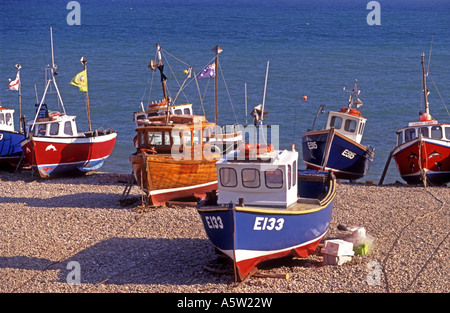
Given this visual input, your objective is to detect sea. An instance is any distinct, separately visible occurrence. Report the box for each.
[1,0,449,184]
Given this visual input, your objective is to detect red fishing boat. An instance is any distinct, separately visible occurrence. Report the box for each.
[21,28,117,178]
[392,53,450,186]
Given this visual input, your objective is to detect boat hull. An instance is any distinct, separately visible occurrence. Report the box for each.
[20,131,117,178]
[302,129,373,180]
[129,152,219,205]
[197,171,335,281]
[0,131,25,166]
[393,137,450,185]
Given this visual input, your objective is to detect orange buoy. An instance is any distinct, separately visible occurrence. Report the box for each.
[302,95,308,101]
[420,112,432,121]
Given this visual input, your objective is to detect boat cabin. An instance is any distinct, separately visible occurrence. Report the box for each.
[396,120,450,146]
[216,149,298,207]
[28,113,78,137]
[133,103,194,126]
[0,108,15,132]
[326,109,367,144]
[135,114,217,156]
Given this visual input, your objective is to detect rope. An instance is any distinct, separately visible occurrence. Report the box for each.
[218,61,239,125]
[428,74,450,117]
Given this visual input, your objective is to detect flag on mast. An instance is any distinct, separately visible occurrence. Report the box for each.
[197,63,215,79]
[8,70,20,91]
[70,69,88,92]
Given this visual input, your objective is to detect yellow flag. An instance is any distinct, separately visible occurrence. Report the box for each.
[70,69,88,92]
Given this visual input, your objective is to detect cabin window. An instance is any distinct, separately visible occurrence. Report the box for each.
[183,131,192,146]
[219,167,237,187]
[287,165,292,189]
[174,109,182,115]
[147,132,170,146]
[242,168,260,188]
[396,131,403,145]
[202,128,210,143]
[50,123,59,135]
[445,126,450,140]
[431,126,442,140]
[420,127,429,138]
[344,119,357,133]
[265,168,283,189]
[37,124,46,136]
[139,131,145,147]
[172,132,182,146]
[358,122,365,135]
[184,108,191,115]
[292,161,297,187]
[0,114,4,124]
[5,113,12,126]
[64,121,73,136]
[405,128,416,142]
[330,116,342,129]
[193,130,201,145]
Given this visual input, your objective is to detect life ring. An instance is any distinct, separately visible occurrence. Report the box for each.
[240,143,274,157]
[49,112,61,118]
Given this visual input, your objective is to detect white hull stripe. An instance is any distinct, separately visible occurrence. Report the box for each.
[217,229,327,262]
[149,180,218,196]
[22,133,116,146]
[36,156,108,169]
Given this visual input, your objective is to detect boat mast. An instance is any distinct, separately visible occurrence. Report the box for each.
[212,45,223,126]
[16,64,22,133]
[49,27,66,114]
[81,56,91,131]
[421,52,429,114]
[32,27,66,131]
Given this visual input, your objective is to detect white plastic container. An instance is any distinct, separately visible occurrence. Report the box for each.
[321,239,355,265]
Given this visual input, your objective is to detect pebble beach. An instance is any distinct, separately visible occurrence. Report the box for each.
[0,170,448,294]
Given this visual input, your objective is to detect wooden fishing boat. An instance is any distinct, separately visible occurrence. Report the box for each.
[197,145,336,282]
[20,28,117,178]
[130,44,226,205]
[391,53,450,186]
[302,80,374,181]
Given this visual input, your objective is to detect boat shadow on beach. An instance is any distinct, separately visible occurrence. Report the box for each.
[0,237,239,286]
[0,192,137,210]
[0,169,133,186]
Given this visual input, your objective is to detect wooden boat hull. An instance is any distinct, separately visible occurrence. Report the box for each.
[0,130,25,166]
[197,171,335,281]
[20,131,117,178]
[302,129,373,180]
[129,152,219,205]
[393,137,450,185]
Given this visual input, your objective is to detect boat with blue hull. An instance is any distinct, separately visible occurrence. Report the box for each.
[197,146,335,282]
[0,107,25,167]
[302,80,374,181]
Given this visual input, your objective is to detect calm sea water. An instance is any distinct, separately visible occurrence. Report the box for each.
[1,0,449,184]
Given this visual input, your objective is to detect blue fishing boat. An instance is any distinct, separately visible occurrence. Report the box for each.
[196,145,336,282]
[0,106,25,167]
[302,80,374,181]
[1,64,25,167]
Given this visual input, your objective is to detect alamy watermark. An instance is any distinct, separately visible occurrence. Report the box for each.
[66,261,81,285]
[366,261,382,285]
[366,1,381,26]
[66,1,81,26]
